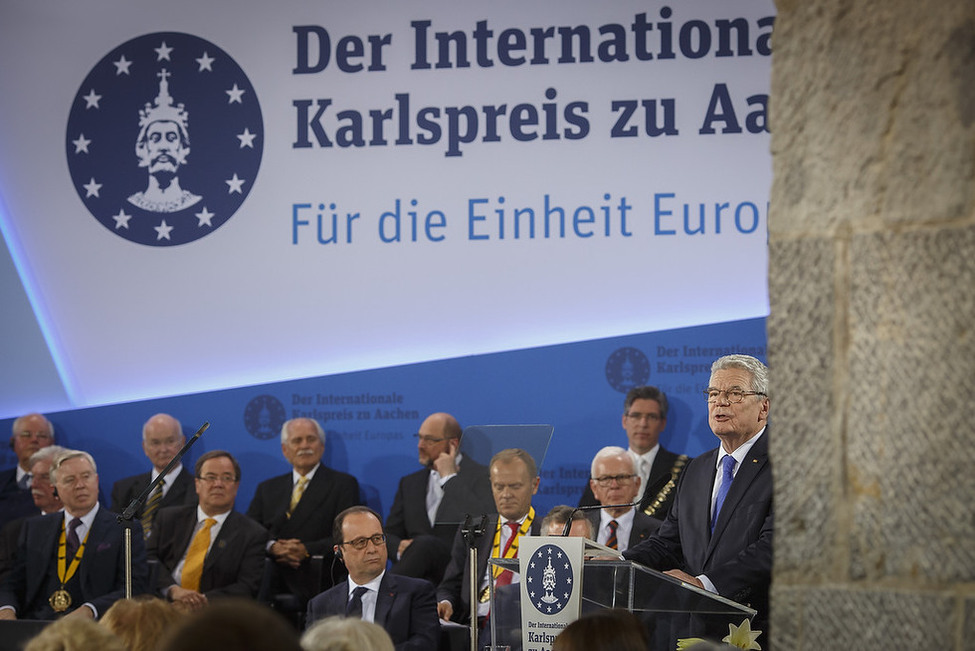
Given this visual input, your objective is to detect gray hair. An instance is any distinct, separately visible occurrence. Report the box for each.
[541,505,595,539]
[711,354,769,396]
[142,413,183,441]
[300,616,394,651]
[29,445,68,469]
[590,446,635,478]
[50,450,97,484]
[11,413,54,440]
[281,418,326,445]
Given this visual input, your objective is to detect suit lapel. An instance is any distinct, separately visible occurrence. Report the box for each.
[374,573,395,626]
[288,468,326,519]
[707,434,768,554]
[26,514,62,605]
[203,512,236,575]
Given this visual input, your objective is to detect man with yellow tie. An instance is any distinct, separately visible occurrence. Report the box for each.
[147,450,267,611]
[247,418,360,606]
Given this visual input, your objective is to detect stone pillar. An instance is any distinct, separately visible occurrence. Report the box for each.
[768,0,975,648]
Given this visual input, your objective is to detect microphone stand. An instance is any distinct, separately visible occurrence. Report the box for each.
[117,421,209,600]
[460,513,487,651]
[561,501,642,537]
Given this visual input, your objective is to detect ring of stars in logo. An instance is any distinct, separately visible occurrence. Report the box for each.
[525,544,574,615]
[66,32,263,246]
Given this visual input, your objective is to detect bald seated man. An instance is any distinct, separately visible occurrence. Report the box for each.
[384,412,494,585]
[111,413,198,538]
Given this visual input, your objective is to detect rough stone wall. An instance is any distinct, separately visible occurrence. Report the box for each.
[768,1,975,649]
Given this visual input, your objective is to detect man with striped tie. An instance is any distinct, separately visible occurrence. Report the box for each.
[587,446,660,552]
[147,450,267,611]
[110,414,197,538]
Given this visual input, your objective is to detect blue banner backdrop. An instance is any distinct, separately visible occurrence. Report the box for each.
[0,317,766,520]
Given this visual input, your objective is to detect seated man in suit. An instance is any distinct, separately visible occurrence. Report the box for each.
[0,445,67,581]
[485,505,594,651]
[623,354,773,632]
[587,446,660,551]
[247,417,360,604]
[0,413,56,530]
[147,450,267,611]
[385,412,494,585]
[578,386,689,522]
[306,506,439,651]
[0,449,148,620]
[110,413,198,539]
[437,448,542,628]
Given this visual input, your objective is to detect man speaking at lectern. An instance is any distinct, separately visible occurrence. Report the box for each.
[622,354,773,629]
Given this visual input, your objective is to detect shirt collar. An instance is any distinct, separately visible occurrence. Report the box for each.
[349,569,385,593]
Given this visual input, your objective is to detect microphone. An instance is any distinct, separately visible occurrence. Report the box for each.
[120,421,209,522]
[560,501,641,537]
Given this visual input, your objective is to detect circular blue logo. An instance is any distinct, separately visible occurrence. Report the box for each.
[244,395,286,440]
[66,32,263,246]
[605,346,650,393]
[525,544,574,615]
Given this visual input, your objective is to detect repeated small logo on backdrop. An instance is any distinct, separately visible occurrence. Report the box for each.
[244,395,286,440]
[525,543,574,615]
[66,32,263,246]
[605,346,650,393]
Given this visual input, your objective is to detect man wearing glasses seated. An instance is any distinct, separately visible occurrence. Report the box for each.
[306,506,440,651]
[0,413,56,530]
[384,412,494,586]
[147,450,267,611]
[587,446,660,551]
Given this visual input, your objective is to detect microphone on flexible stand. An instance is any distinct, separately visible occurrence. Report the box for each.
[562,471,675,536]
[560,501,641,537]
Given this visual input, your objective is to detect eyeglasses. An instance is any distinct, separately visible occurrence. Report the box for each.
[704,388,767,404]
[625,412,661,422]
[592,474,636,486]
[197,474,237,484]
[340,533,386,550]
[413,433,447,445]
[16,431,53,441]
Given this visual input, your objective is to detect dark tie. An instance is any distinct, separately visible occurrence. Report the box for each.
[606,519,619,550]
[346,586,369,618]
[142,483,163,538]
[711,455,737,533]
[17,473,31,491]
[65,517,82,561]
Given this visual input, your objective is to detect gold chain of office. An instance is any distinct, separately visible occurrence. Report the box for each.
[642,455,689,519]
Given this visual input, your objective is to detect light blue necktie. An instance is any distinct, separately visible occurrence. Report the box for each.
[711,455,737,533]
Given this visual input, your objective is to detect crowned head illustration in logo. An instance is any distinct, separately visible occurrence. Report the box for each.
[605,346,650,393]
[525,544,573,615]
[66,32,263,246]
[244,394,286,441]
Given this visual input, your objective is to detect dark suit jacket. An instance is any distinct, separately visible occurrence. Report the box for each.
[385,456,494,553]
[0,468,20,499]
[109,467,198,519]
[578,445,689,520]
[622,432,772,619]
[588,509,660,550]
[436,513,543,624]
[0,468,37,531]
[0,505,148,619]
[146,505,267,599]
[306,572,441,651]
[246,465,360,556]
